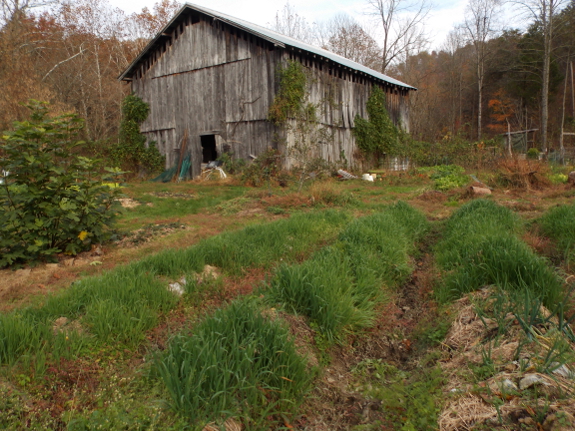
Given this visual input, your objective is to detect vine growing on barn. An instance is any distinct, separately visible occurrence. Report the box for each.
[353,86,402,164]
[111,94,165,176]
[268,60,332,190]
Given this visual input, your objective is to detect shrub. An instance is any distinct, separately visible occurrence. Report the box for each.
[526,147,540,159]
[241,148,286,187]
[0,101,123,267]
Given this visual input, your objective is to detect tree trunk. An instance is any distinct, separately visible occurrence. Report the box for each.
[540,4,553,152]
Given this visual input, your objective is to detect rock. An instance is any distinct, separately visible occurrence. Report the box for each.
[568,171,575,185]
[504,363,517,373]
[550,362,573,378]
[168,282,185,296]
[63,258,75,267]
[198,265,220,283]
[46,263,59,269]
[93,246,103,256]
[52,317,69,334]
[468,186,492,196]
[519,374,547,390]
[362,173,374,182]
[501,379,518,391]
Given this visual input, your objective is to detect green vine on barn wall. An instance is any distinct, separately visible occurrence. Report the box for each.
[353,86,403,163]
[269,60,334,190]
[111,93,165,176]
[268,60,310,125]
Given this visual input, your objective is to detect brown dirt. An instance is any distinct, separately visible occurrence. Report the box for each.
[0,211,272,312]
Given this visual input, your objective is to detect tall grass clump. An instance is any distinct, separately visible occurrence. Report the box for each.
[435,199,562,306]
[132,210,349,277]
[537,202,575,265]
[267,202,428,340]
[156,298,312,428]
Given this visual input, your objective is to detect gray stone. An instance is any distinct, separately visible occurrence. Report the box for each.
[519,374,547,390]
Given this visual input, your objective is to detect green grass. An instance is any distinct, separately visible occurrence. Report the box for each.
[537,202,575,265]
[0,210,349,368]
[266,202,429,340]
[118,184,249,229]
[435,199,563,306]
[132,209,349,277]
[155,298,312,428]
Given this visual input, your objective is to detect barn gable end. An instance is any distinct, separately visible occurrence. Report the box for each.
[119,3,415,177]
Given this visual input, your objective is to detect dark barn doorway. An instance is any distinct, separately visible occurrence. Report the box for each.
[201,135,217,163]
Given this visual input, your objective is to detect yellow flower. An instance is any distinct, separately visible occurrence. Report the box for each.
[78,231,88,241]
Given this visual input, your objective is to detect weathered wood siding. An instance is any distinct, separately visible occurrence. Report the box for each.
[281,50,410,168]
[131,13,280,177]
[129,9,411,176]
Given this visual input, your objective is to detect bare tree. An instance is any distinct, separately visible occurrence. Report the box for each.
[270,2,316,44]
[462,0,501,140]
[1,0,56,25]
[319,14,381,68]
[366,0,431,73]
[511,0,569,151]
[442,28,470,135]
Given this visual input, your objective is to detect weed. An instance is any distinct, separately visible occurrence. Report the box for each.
[352,360,443,431]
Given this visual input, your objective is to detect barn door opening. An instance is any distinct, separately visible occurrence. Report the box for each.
[201,134,218,163]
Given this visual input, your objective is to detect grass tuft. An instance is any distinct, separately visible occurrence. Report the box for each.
[435,199,563,306]
[267,202,428,340]
[156,298,312,427]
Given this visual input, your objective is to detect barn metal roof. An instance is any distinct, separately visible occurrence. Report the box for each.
[119,3,416,90]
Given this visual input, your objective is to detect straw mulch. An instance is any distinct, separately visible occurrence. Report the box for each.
[438,288,575,431]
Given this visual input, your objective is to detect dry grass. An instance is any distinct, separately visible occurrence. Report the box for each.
[495,158,551,190]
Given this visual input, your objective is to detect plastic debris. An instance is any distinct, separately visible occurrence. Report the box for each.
[337,169,358,180]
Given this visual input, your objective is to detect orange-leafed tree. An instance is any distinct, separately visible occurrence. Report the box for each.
[488,89,516,133]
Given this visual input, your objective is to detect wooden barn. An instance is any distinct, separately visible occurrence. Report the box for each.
[119,3,416,178]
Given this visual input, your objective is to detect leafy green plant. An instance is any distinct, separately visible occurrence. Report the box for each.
[110,94,165,176]
[527,147,540,159]
[417,164,469,191]
[156,298,313,427]
[0,100,123,267]
[241,148,285,187]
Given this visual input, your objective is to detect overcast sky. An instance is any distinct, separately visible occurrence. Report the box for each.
[107,0,471,51]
